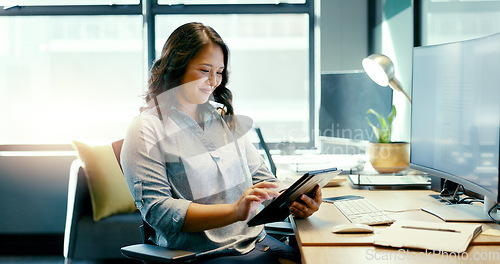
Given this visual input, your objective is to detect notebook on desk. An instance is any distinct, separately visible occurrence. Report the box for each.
[348,174,430,187]
[374,220,482,253]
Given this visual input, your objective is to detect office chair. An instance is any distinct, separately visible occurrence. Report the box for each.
[113,139,198,263]
[120,127,294,263]
[252,127,294,241]
[253,127,277,176]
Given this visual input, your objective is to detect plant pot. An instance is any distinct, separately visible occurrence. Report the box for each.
[367,142,410,173]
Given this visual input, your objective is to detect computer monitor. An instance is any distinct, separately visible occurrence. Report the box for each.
[319,71,393,151]
[410,33,500,222]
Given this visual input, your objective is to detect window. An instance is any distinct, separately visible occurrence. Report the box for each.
[155,14,309,142]
[158,0,305,4]
[421,0,500,45]
[0,0,316,148]
[2,0,139,5]
[0,15,143,145]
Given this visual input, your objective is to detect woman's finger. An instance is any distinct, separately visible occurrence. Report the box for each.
[253,181,279,189]
[314,185,323,203]
[298,194,317,210]
[290,205,308,218]
[290,202,309,216]
[248,183,280,198]
[248,188,272,200]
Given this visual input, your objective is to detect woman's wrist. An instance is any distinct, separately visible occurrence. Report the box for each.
[231,201,245,222]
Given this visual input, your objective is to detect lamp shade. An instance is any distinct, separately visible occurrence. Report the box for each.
[362,54,395,87]
[362,54,411,104]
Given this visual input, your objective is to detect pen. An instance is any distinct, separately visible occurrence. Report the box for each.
[401,225,461,233]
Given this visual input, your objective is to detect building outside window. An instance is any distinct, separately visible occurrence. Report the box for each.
[0,0,316,147]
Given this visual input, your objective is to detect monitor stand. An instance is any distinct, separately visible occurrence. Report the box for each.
[422,196,499,222]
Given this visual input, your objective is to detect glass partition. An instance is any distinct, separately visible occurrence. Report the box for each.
[0,15,144,144]
[155,14,310,142]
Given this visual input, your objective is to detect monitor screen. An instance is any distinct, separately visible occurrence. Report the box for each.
[410,33,500,205]
[319,71,393,143]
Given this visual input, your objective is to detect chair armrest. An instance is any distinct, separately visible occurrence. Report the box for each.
[121,244,197,263]
[64,159,87,259]
[264,221,294,236]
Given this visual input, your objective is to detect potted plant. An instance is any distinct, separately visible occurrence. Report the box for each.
[365,105,409,173]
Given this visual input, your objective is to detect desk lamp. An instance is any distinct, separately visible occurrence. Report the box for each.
[362,54,411,104]
[362,54,411,173]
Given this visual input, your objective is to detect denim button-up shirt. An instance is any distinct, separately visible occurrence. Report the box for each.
[121,99,278,256]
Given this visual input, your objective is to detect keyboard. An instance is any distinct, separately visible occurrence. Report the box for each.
[333,197,395,225]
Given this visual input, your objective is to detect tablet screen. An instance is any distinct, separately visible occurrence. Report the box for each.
[247,167,339,226]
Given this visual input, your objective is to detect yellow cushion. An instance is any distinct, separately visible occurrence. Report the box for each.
[72,140,136,221]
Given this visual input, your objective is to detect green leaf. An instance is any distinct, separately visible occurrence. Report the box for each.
[366,109,388,131]
[365,106,397,143]
[384,105,397,143]
[388,105,397,128]
[365,116,380,142]
[366,109,387,143]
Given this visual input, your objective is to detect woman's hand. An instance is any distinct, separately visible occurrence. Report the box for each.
[232,181,280,221]
[289,185,322,219]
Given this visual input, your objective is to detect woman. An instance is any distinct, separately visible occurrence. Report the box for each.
[122,22,322,264]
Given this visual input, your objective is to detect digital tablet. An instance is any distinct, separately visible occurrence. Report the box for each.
[247,167,340,227]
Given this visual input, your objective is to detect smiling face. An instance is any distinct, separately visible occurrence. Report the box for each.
[176,43,225,115]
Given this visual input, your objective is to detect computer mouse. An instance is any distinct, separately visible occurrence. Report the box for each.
[331,223,374,234]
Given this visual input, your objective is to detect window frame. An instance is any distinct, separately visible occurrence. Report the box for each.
[0,0,317,151]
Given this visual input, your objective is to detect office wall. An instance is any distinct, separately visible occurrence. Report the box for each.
[319,0,372,154]
[371,0,413,142]
[320,0,369,72]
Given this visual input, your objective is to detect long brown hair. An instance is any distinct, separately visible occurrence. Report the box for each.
[145,22,234,127]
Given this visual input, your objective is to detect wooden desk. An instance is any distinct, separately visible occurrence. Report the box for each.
[301,246,500,264]
[291,175,500,264]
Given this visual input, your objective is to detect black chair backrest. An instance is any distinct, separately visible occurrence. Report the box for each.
[140,220,157,245]
[254,127,277,176]
[111,139,125,172]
